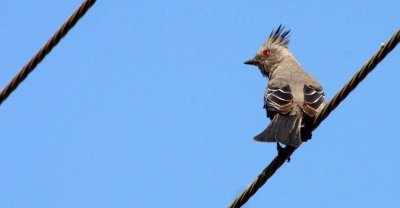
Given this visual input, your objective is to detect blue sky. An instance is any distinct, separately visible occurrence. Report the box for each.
[1,1,399,207]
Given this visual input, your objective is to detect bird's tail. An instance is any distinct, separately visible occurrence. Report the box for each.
[254,114,302,147]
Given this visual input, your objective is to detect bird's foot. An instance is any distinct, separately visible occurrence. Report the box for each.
[301,127,312,142]
[276,143,290,162]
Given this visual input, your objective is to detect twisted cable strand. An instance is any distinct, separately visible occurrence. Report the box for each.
[229,28,400,208]
[0,0,96,105]
[312,29,400,130]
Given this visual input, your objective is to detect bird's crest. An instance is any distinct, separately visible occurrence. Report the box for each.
[266,25,290,48]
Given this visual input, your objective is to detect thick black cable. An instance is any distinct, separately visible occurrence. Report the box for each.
[0,0,96,106]
[229,29,400,208]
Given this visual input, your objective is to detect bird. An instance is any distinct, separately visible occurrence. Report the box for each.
[244,25,325,148]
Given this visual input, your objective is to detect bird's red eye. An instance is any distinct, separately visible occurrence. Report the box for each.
[263,50,271,57]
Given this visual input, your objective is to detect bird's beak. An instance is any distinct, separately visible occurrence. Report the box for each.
[244,59,257,66]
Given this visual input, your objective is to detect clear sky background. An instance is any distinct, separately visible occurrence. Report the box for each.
[1,1,399,207]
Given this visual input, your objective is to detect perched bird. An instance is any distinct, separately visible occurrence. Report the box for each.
[244,25,325,147]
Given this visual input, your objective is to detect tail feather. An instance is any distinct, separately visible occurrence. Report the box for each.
[254,114,302,147]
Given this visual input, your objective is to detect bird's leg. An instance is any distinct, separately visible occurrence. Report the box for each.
[301,126,312,142]
[276,143,290,162]
[301,117,314,142]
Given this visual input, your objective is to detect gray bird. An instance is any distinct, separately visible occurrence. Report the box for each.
[245,25,325,147]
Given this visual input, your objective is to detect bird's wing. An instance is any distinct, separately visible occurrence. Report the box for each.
[264,85,293,118]
[303,84,325,117]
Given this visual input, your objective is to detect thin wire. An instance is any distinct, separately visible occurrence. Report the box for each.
[229,28,400,208]
[0,0,97,106]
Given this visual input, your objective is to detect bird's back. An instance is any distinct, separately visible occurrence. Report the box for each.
[266,61,325,121]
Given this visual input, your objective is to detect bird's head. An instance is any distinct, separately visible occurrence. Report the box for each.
[244,25,291,78]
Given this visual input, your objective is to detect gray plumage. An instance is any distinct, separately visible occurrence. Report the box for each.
[245,25,325,147]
